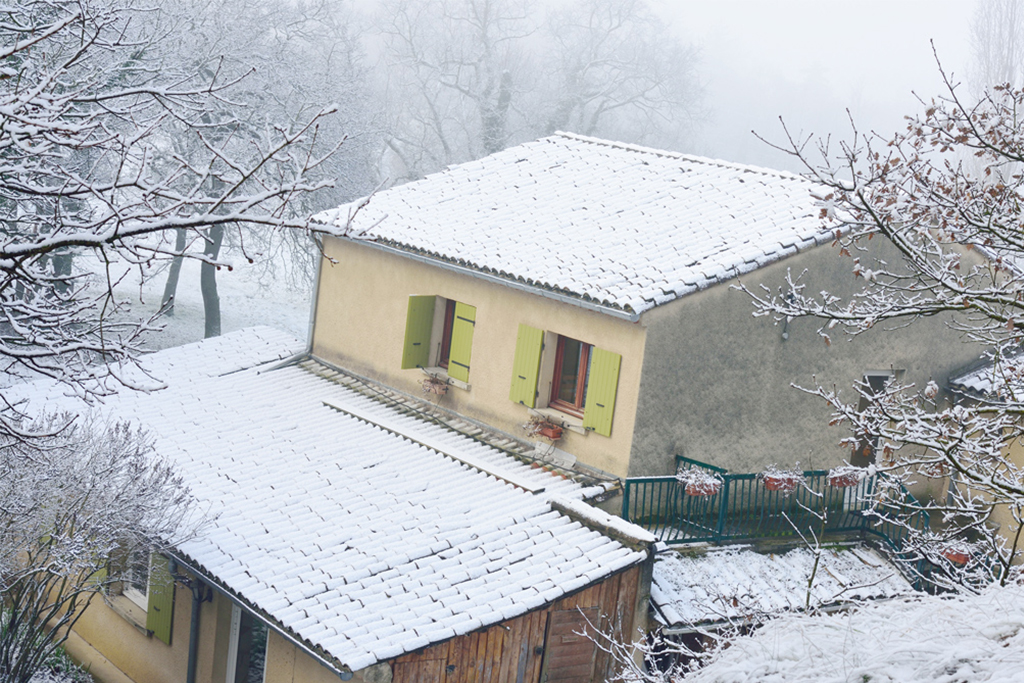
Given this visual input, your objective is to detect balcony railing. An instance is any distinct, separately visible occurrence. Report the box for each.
[622,456,928,549]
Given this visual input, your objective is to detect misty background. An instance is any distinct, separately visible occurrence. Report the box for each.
[112,0,1005,345]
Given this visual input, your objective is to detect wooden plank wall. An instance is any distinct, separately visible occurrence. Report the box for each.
[391,564,642,683]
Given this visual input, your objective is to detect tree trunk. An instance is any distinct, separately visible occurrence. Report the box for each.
[161,228,187,316]
[201,224,224,338]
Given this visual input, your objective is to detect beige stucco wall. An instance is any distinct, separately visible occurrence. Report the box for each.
[312,237,647,478]
[67,571,228,683]
[68,578,358,683]
[629,242,984,476]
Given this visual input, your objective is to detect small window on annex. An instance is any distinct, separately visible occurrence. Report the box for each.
[226,604,268,683]
[401,295,476,384]
[123,549,150,609]
[851,370,902,467]
[508,324,621,437]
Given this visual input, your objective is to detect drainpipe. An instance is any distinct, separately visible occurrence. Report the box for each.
[169,559,210,683]
[186,579,204,683]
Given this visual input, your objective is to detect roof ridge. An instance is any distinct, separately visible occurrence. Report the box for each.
[551,131,814,183]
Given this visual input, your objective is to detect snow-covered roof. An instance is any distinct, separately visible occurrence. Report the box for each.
[949,353,1024,399]
[314,133,838,317]
[687,582,1024,683]
[651,545,913,627]
[7,328,648,672]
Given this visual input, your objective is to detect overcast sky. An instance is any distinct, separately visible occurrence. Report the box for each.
[651,0,976,171]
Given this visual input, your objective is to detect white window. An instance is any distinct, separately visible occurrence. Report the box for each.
[123,550,150,610]
[226,604,269,683]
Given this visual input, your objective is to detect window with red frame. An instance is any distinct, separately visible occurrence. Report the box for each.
[437,299,457,368]
[550,335,592,416]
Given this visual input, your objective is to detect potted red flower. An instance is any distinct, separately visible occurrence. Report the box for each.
[676,469,723,497]
[420,376,449,395]
[827,466,862,488]
[537,422,564,440]
[760,466,803,493]
[523,416,564,441]
[941,548,970,565]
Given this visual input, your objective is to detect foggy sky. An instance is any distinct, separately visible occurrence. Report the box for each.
[652,0,975,171]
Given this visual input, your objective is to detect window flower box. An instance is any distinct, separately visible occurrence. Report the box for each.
[676,469,723,497]
[523,416,564,441]
[760,467,803,493]
[827,467,862,488]
[685,480,721,497]
[537,423,564,440]
[941,548,970,565]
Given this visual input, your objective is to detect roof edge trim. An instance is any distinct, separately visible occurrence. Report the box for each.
[340,236,642,323]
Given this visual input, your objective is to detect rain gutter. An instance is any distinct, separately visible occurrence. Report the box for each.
[340,236,642,323]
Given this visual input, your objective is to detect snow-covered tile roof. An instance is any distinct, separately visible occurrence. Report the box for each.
[949,353,1024,399]
[7,328,648,672]
[314,133,839,317]
[651,545,913,627]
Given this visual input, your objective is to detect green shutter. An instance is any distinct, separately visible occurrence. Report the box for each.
[87,562,107,588]
[146,554,175,645]
[508,324,544,407]
[401,296,436,369]
[582,348,621,437]
[447,302,476,383]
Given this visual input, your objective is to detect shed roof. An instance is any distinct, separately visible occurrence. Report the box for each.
[315,133,839,317]
[7,328,649,672]
[651,544,913,629]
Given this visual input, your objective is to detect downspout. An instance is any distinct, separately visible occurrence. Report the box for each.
[168,559,210,683]
[305,235,326,356]
[186,579,204,683]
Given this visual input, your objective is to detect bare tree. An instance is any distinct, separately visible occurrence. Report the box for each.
[0,418,195,683]
[373,0,701,182]
[149,0,379,325]
[0,0,347,431]
[743,64,1024,589]
[971,0,1024,92]
[540,0,702,149]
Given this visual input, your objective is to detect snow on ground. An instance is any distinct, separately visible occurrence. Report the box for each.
[652,545,913,627]
[85,248,314,352]
[688,582,1024,683]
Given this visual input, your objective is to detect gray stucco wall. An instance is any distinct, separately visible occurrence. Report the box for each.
[627,241,983,477]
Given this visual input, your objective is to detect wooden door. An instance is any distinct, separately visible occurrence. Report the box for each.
[539,608,599,683]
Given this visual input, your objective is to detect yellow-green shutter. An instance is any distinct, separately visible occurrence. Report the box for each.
[508,324,544,407]
[401,296,436,369]
[146,554,175,645]
[582,348,621,437]
[447,302,476,383]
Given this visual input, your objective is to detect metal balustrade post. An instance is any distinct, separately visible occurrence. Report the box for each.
[622,480,631,522]
[715,476,731,541]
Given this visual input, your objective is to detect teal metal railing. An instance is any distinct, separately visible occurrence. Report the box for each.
[622,455,929,547]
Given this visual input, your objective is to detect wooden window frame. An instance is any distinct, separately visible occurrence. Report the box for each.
[549,335,592,418]
[437,299,457,369]
[122,550,150,610]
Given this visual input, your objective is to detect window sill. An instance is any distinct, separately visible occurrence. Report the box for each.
[528,407,587,435]
[103,593,152,637]
[421,367,470,391]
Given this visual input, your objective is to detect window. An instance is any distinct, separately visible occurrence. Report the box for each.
[508,324,621,437]
[401,296,476,383]
[550,336,592,417]
[226,604,268,683]
[851,371,898,467]
[123,549,150,610]
[438,299,457,369]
